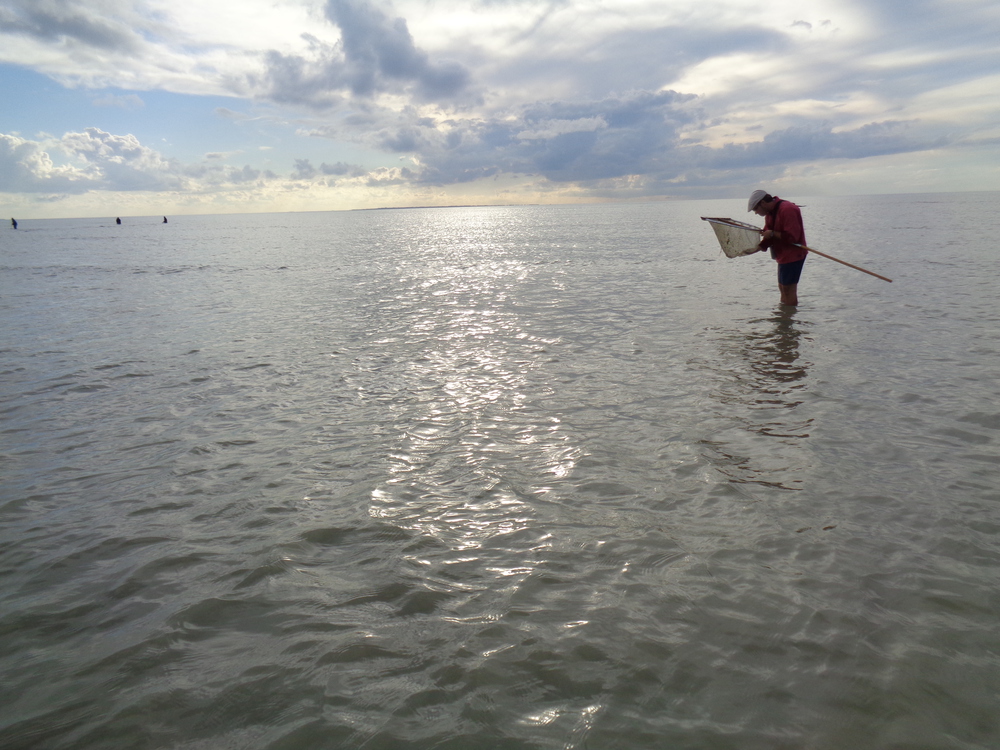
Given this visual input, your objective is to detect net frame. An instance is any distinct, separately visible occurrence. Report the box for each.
[701,217,763,258]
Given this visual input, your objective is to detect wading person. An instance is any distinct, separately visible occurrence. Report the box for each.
[748,190,807,306]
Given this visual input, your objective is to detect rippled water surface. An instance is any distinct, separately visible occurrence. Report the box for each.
[2,194,999,749]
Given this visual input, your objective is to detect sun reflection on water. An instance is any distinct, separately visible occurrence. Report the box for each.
[363,209,581,552]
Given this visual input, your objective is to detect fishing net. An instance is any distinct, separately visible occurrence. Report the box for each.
[701,217,762,258]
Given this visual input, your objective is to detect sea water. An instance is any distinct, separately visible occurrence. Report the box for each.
[1,193,999,749]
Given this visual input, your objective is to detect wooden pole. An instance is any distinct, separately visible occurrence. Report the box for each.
[702,217,894,282]
[793,244,892,283]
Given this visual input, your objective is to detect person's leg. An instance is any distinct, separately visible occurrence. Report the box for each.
[778,283,798,306]
[777,260,804,306]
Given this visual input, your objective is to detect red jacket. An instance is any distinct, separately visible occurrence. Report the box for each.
[762,198,808,264]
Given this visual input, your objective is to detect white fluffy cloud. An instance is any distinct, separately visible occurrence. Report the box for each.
[0,126,399,207]
[0,133,97,192]
[59,128,185,190]
[1,129,288,194]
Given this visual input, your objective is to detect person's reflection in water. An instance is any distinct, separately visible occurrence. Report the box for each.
[744,309,809,421]
[700,308,812,490]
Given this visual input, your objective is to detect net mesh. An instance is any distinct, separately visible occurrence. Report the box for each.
[701,217,762,258]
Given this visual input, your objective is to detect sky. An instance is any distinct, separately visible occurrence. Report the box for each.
[1,0,999,218]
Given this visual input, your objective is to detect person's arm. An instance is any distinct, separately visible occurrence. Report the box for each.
[758,211,781,247]
[770,203,804,245]
[757,221,781,250]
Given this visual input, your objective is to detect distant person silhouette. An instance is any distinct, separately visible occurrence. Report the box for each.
[163,216,168,223]
[116,217,121,225]
[10,218,16,229]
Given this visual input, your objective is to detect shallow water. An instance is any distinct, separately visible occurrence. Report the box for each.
[2,194,999,749]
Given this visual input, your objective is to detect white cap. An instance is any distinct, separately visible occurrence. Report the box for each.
[748,189,768,212]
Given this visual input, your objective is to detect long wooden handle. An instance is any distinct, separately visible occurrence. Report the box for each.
[709,217,894,282]
[793,244,892,283]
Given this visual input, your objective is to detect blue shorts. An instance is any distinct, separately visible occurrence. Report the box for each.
[778,259,805,285]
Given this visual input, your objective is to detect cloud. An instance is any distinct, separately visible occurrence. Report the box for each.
[295,86,946,195]
[319,161,365,176]
[492,21,786,104]
[272,5,952,192]
[253,43,347,110]
[0,0,142,53]
[326,0,467,98]
[0,132,96,193]
[291,157,370,181]
[248,0,472,108]
[292,158,317,179]
[217,164,273,184]
[365,165,416,186]
[517,117,608,141]
[703,121,940,168]
[59,128,186,191]
[3,0,1000,211]
[0,128,287,195]
[318,89,698,185]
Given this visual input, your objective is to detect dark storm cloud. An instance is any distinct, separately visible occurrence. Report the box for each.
[0,0,141,53]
